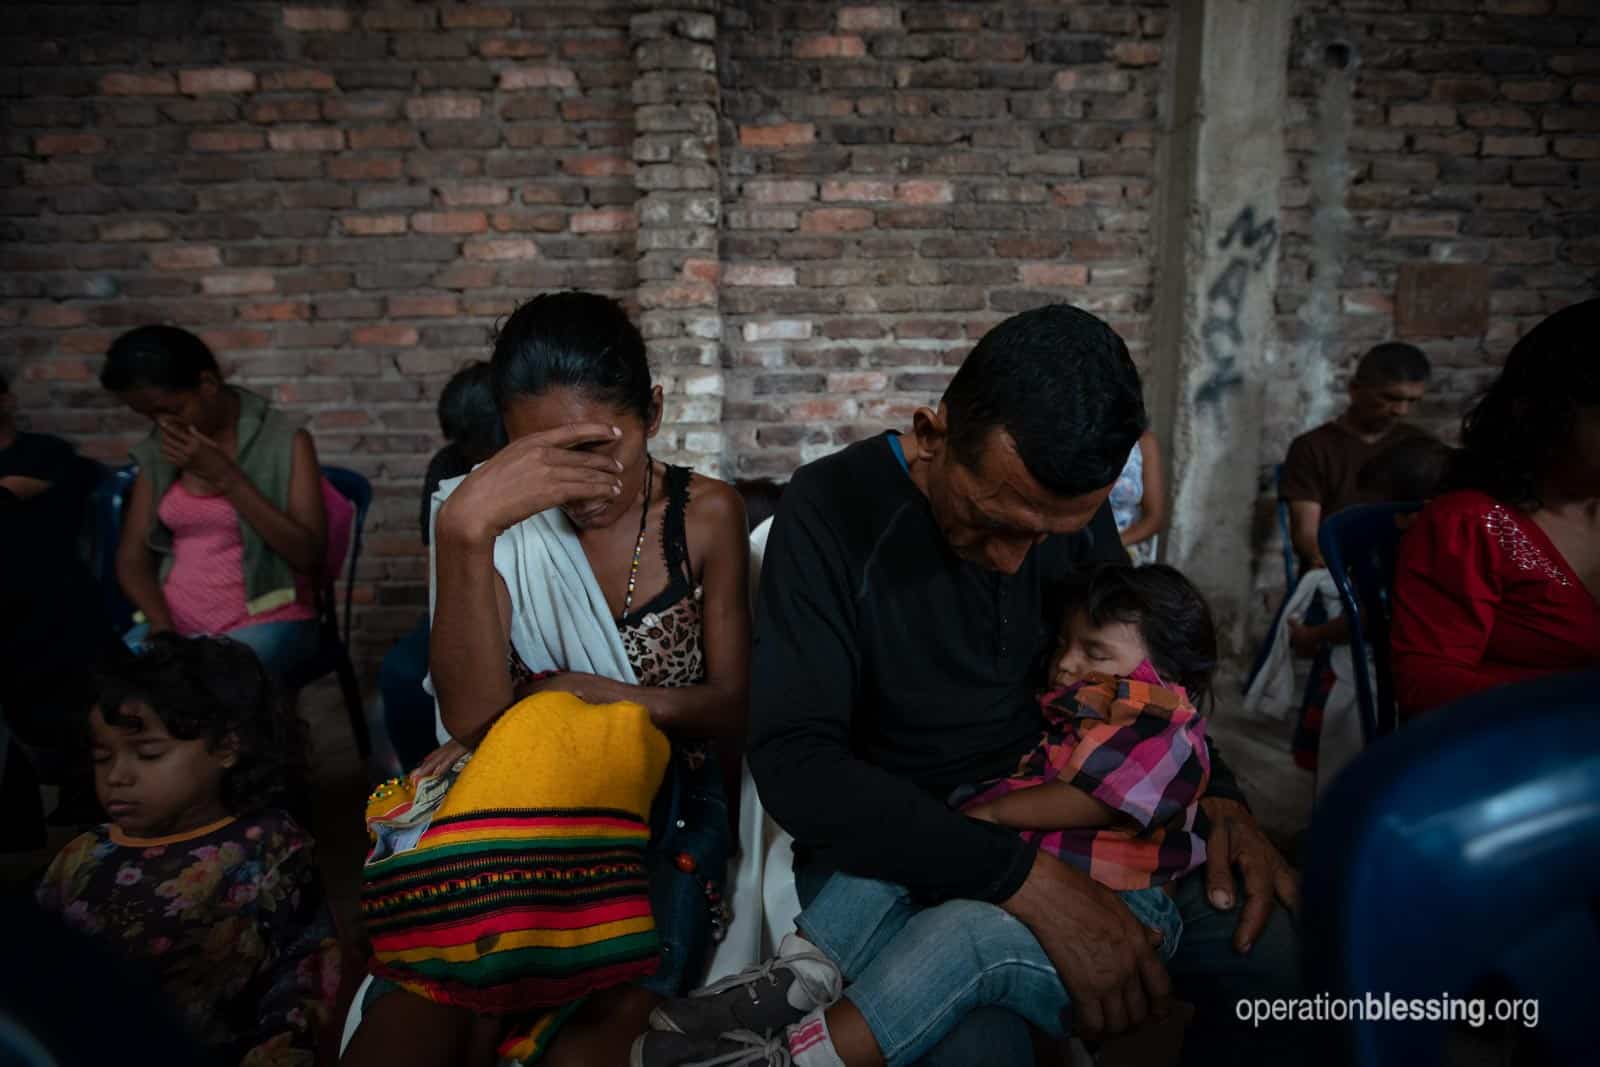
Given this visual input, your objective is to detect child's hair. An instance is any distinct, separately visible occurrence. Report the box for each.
[1065,564,1219,705]
[1357,435,1454,503]
[94,634,306,814]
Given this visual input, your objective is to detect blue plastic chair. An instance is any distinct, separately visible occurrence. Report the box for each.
[296,464,372,756]
[1275,463,1297,590]
[89,465,140,634]
[88,463,372,756]
[1302,669,1600,1066]
[1318,501,1422,741]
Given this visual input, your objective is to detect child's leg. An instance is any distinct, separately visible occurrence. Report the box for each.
[640,872,911,1051]
[794,871,919,982]
[807,898,1065,1067]
[1117,887,1183,961]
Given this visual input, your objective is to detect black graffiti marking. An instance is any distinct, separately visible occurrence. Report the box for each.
[1196,206,1279,408]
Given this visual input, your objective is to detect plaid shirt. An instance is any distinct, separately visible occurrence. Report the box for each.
[960,674,1210,891]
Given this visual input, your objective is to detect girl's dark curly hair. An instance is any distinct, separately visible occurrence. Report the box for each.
[1064,563,1219,707]
[1449,299,1600,510]
[95,634,307,814]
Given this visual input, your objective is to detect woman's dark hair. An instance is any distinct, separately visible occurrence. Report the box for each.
[943,304,1146,497]
[490,291,653,420]
[100,325,221,393]
[438,361,507,462]
[94,634,306,815]
[1065,563,1219,705]
[1448,299,1600,509]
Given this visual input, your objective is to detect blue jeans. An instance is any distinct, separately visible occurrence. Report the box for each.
[794,871,1181,1066]
[795,863,1306,1067]
[125,618,322,685]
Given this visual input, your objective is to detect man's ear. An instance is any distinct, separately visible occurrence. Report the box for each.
[909,402,949,462]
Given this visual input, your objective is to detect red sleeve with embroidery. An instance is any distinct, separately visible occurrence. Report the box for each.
[1391,496,1549,718]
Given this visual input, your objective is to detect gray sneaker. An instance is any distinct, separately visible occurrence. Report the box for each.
[631,1028,792,1067]
[648,938,841,1037]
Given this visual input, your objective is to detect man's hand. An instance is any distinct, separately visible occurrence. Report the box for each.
[1002,850,1170,1039]
[158,417,239,489]
[1200,797,1299,953]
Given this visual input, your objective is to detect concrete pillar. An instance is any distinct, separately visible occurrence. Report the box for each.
[1147,0,1293,661]
[630,0,726,477]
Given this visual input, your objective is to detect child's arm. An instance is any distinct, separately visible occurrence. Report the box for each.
[966,780,1128,831]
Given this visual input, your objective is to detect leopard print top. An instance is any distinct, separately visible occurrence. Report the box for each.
[508,464,707,692]
[618,464,706,689]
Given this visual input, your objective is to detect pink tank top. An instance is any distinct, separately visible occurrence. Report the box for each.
[158,481,315,636]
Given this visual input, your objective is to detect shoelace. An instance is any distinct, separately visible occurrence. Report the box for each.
[690,1030,792,1067]
[690,956,789,999]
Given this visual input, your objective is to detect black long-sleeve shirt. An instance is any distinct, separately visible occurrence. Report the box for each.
[748,433,1245,905]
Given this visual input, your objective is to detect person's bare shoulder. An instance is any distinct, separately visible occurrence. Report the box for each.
[685,473,747,538]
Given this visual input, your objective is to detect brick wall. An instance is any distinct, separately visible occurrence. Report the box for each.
[3,1,1597,672]
[1,2,637,662]
[718,0,1171,477]
[1253,0,1600,618]
[1274,0,1599,456]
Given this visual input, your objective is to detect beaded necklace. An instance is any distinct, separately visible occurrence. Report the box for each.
[621,457,654,620]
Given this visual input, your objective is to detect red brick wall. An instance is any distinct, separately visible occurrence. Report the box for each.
[3,1,1597,672]
[1251,0,1599,620]
[718,1,1171,477]
[1275,0,1599,446]
[1,2,636,661]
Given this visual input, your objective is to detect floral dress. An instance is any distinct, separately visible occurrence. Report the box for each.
[35,810,340,1067]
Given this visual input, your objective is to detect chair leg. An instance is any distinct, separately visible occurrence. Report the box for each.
[335,651,371,759]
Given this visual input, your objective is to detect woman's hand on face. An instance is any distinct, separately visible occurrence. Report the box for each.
[438,423,625,545]
[158,417,239,488]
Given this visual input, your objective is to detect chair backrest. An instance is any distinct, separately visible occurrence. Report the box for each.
[1318,501,1421,740]
[89,464,140,634]
[320,465,372,648]
[1274,464,1297,590]
[1302,670,1600,1066]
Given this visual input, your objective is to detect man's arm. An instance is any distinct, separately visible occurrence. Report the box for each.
[747,470,1037,904]
[1287,500,1324,571]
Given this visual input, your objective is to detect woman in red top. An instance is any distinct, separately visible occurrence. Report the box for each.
[1391,299,1600,718]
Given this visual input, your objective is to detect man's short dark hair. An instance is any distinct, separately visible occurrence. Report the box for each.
[1353,342,1430,387]
[942,304,1146,497]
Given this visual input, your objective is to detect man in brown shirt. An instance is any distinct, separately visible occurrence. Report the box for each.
[1281,342,1432,571]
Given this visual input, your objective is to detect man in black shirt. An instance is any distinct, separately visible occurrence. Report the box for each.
[744,308,1303,1065]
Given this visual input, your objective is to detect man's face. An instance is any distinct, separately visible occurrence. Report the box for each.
[1348,379,1426,434]
[924,427,1113,575]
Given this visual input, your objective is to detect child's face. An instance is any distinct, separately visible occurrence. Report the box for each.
[1053,608,1150,686]
[90,701,234,838]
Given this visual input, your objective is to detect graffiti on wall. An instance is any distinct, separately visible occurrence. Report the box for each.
[1195,206,1278,408]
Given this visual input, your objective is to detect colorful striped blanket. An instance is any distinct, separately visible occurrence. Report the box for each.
[362,690,671,1047]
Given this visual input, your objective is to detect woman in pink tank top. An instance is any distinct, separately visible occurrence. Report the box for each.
[103,326,330,683]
